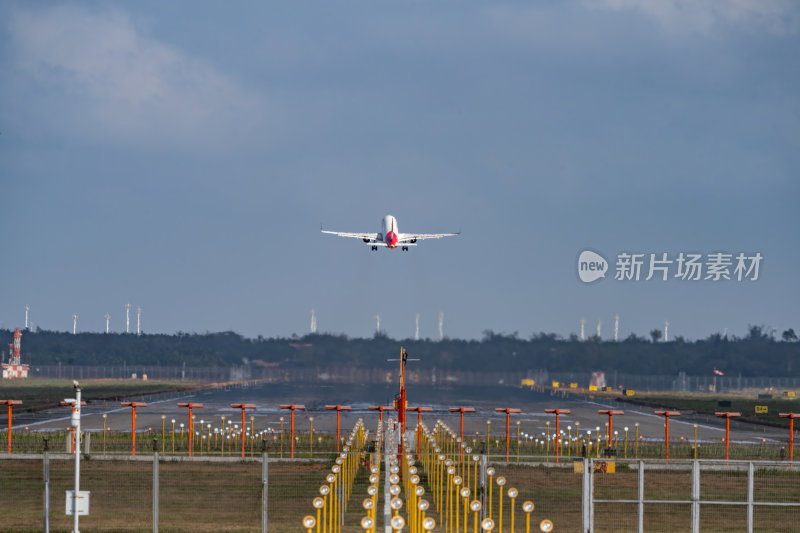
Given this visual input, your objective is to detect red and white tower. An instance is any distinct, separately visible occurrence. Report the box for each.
[3,328,29,379]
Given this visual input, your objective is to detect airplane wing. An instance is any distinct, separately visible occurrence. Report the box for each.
[321,228,379,241]
[398,232,460,242]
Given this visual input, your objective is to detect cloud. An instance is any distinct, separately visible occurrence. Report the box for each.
[7,5,264,150]
[593,0,799,35]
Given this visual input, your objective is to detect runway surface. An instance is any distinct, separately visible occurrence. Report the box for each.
[10,382,786,446]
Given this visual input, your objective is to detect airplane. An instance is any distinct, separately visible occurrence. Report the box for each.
[321,215,459,251]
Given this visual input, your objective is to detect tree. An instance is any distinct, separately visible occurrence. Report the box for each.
[650,329,663,343]
[783,329,798,342]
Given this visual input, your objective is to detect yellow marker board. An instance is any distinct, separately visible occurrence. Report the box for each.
[755,405,768,414]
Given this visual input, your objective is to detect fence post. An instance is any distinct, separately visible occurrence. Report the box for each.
[581,458,590,533]
[589,458,595,530]
[747,462,754,533]
[43,450,50,533]
[153,450,159,533]
[637,460,644,533]
[691,460,700,533]
[262,452,268,533]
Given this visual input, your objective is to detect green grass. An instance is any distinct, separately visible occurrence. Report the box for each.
[0,378,201,412]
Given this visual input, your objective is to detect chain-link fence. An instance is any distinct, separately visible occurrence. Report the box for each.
[2,453,800,532]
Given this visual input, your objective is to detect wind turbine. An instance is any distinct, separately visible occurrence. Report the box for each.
[125,303,131,334]
[136,307,142,335]
[310,310,317,334]
[105,314,111,334]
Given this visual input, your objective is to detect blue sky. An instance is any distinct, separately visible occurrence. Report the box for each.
[1,1,798,341]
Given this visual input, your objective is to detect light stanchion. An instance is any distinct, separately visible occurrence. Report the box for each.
[655,410,681,460]
[102,413,108,455]
[779,413,800,462]
[454,475,463,533]
[313,497,324,533]
[496,476,506,533]
[598,410,624,453]
[177,402,204,456]
[495,408,522,463]
[161,415,166,454]
[544,409,570,463]
[715,411,741,461]
[279,416,284,457]
[635,422,640,458]
[280,404,306,458]
[303,515,316,533]
[309,416,315,457]
[320,484,331,533]
[507,488,518,533]
[487,467,495,517]
[471,500,482,533]
[0,400,22,454]
[487,420,491,455]
[418,499,430,533]
[121,401,147,456]
[230,404,255,458]
[539,519,553,532]
[522,501,534,533]
[545,422,550,460]
[693,424,698,459]
[595,427,600,458]
[461,487,471,533]
[326,405,352,452]
[624,426,629,458]
[482,517,495,532]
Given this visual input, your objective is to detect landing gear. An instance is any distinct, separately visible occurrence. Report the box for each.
[371,246,378,251]
[402,246,409,251]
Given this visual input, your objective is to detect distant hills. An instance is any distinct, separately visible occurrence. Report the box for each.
[2,325,798,377]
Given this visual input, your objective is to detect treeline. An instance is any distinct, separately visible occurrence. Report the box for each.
[2,326,799,377]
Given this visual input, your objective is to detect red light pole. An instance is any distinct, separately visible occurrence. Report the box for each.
[0,400,22,453]
[60,400,87,454]
[598,410,624,450]
[231,404,256,458]
[779,412,800,462]
[326,405,352,452]
[654,411,681,460]
[715,412,741,461]
[495,408,522,462]
[369,405,393,423]
[280,404,305,458]
[121,402,148,456]
[408,406,433,457]
[544,409,571,463]
[449,407,476,442]
[177,402,204,456]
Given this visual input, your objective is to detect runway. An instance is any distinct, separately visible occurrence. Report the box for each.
[8,382,787,448]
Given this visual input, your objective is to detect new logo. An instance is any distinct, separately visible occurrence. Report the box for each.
[578,250,608,283]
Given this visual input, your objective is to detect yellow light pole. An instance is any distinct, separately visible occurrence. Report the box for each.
[575,421,580,454]
[314,497,324,533]
[539,519,553,532]
[250,415,255,457]
[320,485,330,533]
[624,427,629,458]
[587,430,592,457]
[487,467,495,517]
[567,426,572,457]
[279,416,285,458]
[595,426,601,458]
[507,488,518,533]
[303,515,316,533]
[487,420,491,455]
[102,414,107,455]
[694,423,698,459]
[171,418,175,454]
[497,476,506,533]
[461,487,471,533]
[180,423,185,449]
[635,422,640,458]
[482,517,495,533]
[309,416,315,457]
[516,421,521,463]
[545,421,551,460]
[522,501,534,533]
[471,500,482,533]
[160,415,166,454]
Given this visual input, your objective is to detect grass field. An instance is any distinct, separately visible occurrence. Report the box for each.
[2,455,799,532]
[0,378,200,412]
